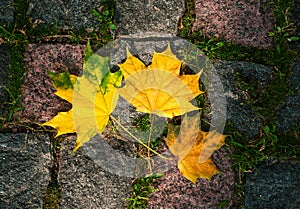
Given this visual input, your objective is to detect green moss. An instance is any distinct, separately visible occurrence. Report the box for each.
[44,181,62,209]
[90,0,116,45]
[178,0,195,38]
[226,122,299,206]
[132,114,151,132]
[0,1,29,124]
[127,174,163,209]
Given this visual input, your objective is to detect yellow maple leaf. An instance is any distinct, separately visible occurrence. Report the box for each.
[165,114,226,184]
[43,41,122,151]
[43,109,76,136]
[46,70,77,103]
[118,45,203,118]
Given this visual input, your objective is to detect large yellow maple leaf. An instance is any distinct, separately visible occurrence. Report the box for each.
[43,41,122,151]
[118,45,203,118]
[165,114,226,184]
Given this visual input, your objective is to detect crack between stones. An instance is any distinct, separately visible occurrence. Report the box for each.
[43,134,62,208]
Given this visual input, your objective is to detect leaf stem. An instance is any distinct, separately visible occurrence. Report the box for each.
[147,114,156,173]
[110,115,171,160]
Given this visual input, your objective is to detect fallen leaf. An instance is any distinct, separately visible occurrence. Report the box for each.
[72,72,121,151]
[43,41,122,151]
[46,70,77,103]
[165,114,226,184]
[119,45,203,118]
[43,109,75,136]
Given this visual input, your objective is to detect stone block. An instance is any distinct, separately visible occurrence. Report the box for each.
[28,0,103,30]
[58,135,133,209]
[213,60,273,138]
[276,62,300,136]
[193,0,275,48]
[115,0,185,35]
[0,133,52,208]
[245,161,300,209]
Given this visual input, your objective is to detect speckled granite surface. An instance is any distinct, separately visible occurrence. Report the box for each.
[213,60,273,139]
[193,0,275,48]
[276,62,300,136]
[28,0,103,30]
[58,136,133,209]
[18,44,86,122]
[0,133,51,208]
[245,160,300,209]
[115,0,185,35]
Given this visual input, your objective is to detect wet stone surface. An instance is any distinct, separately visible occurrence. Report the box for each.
[213,60,272,139]
[193,0,275,48]
[58,135,134,209]
[0,133,52,208]
[245,160,300,209]
[0,45,10,118]
[0,0,14,25]
[115,0,185,35]
[28,0,103,30]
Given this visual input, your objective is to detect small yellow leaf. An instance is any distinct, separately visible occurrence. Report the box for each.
[165,114,226,184]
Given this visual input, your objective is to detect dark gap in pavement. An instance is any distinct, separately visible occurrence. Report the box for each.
[43,134,63,208]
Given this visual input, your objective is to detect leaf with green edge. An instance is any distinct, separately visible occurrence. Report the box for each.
[100,70,123,94]
[43,41,123,152]
[46,70,77,103]
[47,70,76,90]
[83,40,110,86]
[84,40,94,62]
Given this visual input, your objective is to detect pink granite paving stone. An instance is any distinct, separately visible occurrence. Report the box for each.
[18,44,86,123]
[147,147,236,208]
[193,0,275,48]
